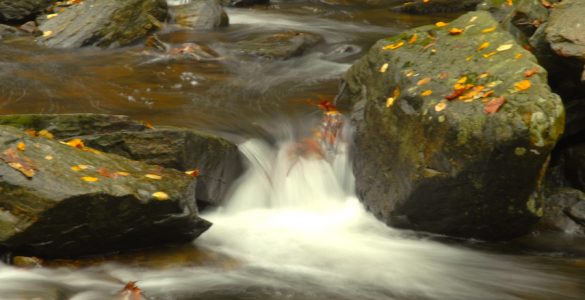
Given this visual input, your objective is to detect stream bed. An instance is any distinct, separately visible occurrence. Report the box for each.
[0,1,584,299]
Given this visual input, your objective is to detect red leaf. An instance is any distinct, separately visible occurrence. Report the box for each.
[484,96,506,114]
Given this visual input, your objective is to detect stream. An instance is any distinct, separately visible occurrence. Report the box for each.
[0,1,584,299]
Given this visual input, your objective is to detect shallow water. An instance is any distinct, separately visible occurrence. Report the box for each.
[1,1,584,299]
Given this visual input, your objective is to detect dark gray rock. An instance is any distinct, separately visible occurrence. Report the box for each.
[0,0,53,23]
[36,0,167,48]
[220,0,268,7]
[391,0,482,14]
[339,11,564,240]
[0,125,210,258]
[538,188,585,236]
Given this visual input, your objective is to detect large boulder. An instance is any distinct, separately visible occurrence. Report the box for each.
[0,114,243,209]
[0,125,210,258]
[339,11,564,240]
[0,0,53,23]
[36,0,167,48]
[170,0,228,29]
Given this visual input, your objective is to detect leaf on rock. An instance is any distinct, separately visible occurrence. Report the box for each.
[379,63,389,73]
[514,80,532,91]
[408,34,418,44]
[435,102,447,112]
[152,192,169,201]
[17,142,26,152]
[386,87,400,108]
[417,77,431,86]
[44,155,53,161]
[185,169,200,177]
[145,174,162,180]
[63,138,85,149]
[383,41,404,51]
[448,28,464,35]
[71,164,90,171]
[81,176,99,182]
[38,129,54,139]
[421,90,433,96]
[524,67,539,78]
[1,148,36,178]
[496,44,513,52]
[515,53,523,60]
[116,171,130,177]
[477,42,490,51]
[481,26,497,33]
[435,22,448,27]
[484,96,506,114]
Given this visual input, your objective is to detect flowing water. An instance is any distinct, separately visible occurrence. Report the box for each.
[1,1,585,299]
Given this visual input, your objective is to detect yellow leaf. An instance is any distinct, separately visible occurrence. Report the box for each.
[456,76,468,84]
[421,90,433,96]
[47,13,58,19]
[379,63,389,73]
[514,80,531,91]
[482,26,497,33]
[152,191,169,201]
[145,174,162,180]
[382,41,404,51]
[483,51,497,58]
[435,102,447,112]
[81,176,99,182]
[477,42,490,51]
[38,129,54,139]
[64,138,85,149]
[417,77,431,86]
[435,22,448,27]
[496,44,513,51]
[42,31,53,37]
[506,0,513,6]
[17,142,26,152]
[386,87,400,108]
[116,171,130,176]
[44,155,53,161]
[185,169,200,177]
[71,164,90,171]
[514,53,523,60]
[448,28,464,35]
[479,72,489,79]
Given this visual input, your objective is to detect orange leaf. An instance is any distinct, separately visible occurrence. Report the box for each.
[523,67,539,78]
[185,169,200,177]
[514,80,531,91]
[421,90,433,96]
[152,191,170,201]
[1,148,37,178]
[25,129,37,137]
[435,22,448,27]
[64,138,85,149]
[448,28,464,35]
[484,96,506,114]
[417,77,431,86]
[477,42,490,51]
[408,34,418,44]
[382,41,404,51]
[81,176,99,182]
[17,142,26,152]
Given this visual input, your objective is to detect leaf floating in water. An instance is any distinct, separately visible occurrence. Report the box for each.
[482,26,497,33]
[435,22,448,27]
[152,191,170,201]
[1,148,36,178]
[514,80,532,91]
[81,176,99,182]
[145,174,162,180]
[17,142,26,152]
[484,97,506,114]
[185,169,200,177]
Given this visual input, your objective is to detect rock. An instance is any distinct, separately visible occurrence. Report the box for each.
[220,0,268,7]
[545,0,585,80]
[36,0,167,48]
[233,31,323,60]
[562,143,585,191]
[0,114,243,209]
[391,0,482,14]
[0,24,21,40]
[0,125,211,258]
[170,0,228,29]
[339,11,564,240]
[12,255,42,268]
[537,188,585,236]
[0,114,149,139]
[81,127,243,209]
[0,0,53,23]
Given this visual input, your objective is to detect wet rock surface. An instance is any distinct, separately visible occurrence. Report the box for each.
[233,31,323,60]
[0,125,210,258]
[220,0,268,7]
[36,0,167,48]
[391,0,483,14]
[170,0,228,29]
[538,188,585,236]
[340,11,564,240]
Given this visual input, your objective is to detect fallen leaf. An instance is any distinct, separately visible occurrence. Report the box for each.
[484,96,506,114]
[185,169,200,177]
[71,164,90,171]
[81,176,99,182]
[417,77,431,86]
[119,281,142,300]
[479,72,489,79]
[64,138,85,149]
[386,87,400,108]
[382,41,404,51]
[17,142,26,152]
[42,30,53,37]
[408,34,418,44]
[481,26,497,33]
[145,174,162,180]
[46,13,58,19]
[435,22,448,27]
[25,129,37,137]
[496,44,513,51]
[507,0,514,6]
[483,51,497,58]
[524,67,539,78]
[445,89,464,101]
[97,167,118,178]
[456,76,468,84]
[44,155,53,160]
[477,42,490,51]
[379,63,389,73]
[116,171,130,176]
[1,148,36,178]
[152,191,170,201]
[515,53,523,60]
[38,129,54,139]
[514,80,532,91]
[435,102,447,112]
[448,28,464,35]
[421,90,433,96]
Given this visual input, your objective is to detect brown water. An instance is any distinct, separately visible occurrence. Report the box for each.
[1,1,585,300]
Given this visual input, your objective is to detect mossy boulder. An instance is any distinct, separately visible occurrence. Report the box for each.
[0,114,243,209]
[339,11,564,240]
[0,0,53,23]
[36,0,167,48]
[0,125,210,258]
[170,0,228,29]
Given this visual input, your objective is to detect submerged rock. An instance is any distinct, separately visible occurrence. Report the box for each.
[391,0,482,14]
[170,0,228,29]
[339,11,564,240]
[0,125,210,258]
[0,0,53,23]
[233,31,323,60]
[0,114,243,209]
[36,0,167,48]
